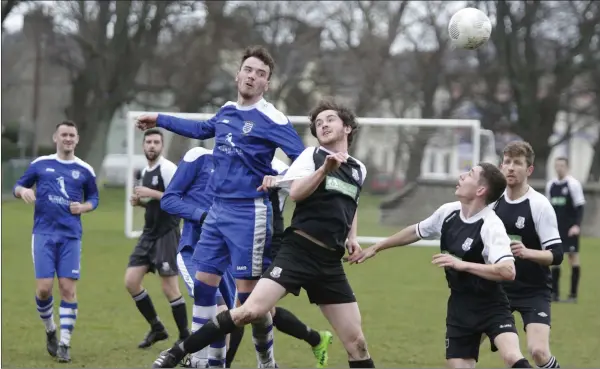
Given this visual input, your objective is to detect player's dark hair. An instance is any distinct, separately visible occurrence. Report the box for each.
[309,98,359,148]
[555,156,569,166]
[478,162,507,204]
[241,45,275,80]
[143,128,163,142]
[56,120,77,131]
[503,141,535,167]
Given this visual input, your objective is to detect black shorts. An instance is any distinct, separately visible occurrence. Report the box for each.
[446,293,517,362]
[560,231,580,253]
[128,229,180,276]
[262,230,355,305]
[509,293,552,329]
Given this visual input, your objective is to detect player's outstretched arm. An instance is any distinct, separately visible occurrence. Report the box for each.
[161,152,207,223]
[447,259,516,281]
[156,114,217,140]
[349,224,420,264]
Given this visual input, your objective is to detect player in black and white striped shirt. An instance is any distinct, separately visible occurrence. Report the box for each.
[546,157,586,303]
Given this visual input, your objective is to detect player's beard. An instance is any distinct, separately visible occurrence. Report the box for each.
[145,151,159,161]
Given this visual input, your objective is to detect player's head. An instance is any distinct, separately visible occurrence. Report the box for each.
[53,120,79,155]
[554,157,569,178]
[236,45,274,101]
[456,162,507,205]
[142,129,163,161]
[309,98,358,150]
[500,141,535,187]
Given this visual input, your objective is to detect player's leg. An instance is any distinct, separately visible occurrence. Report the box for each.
[125,237,168,348]
[520,297,560,368]
[567,237,581,302]
[550,265,561,302]
[55,237,83,362]
[225,297,244,368]
[484,308,531,368]
[152,277,287,368]
[156,229,190,342]
[227,197,278,366]
[32,234,59,357]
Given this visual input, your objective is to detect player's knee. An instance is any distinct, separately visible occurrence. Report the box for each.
[36,285,53,300]
[501,350,526,368]
[342,333,369,360]
[160,276,181,299]
[124,273,142,295]
[528,344,550,364]
[58,279,76,301]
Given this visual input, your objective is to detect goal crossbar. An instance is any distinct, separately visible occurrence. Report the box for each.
[124,111,481,248]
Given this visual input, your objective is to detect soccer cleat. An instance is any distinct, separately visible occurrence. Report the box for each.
[153,348,183,368]
[56,344,71,363]
[312,330,333,368]
[139,328,169,349]
[566,295,578,303]
[551,293,560,302]
[46,330,58,357]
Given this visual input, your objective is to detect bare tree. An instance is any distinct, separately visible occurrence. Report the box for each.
[485,0,600,178]
[46,1,193,171]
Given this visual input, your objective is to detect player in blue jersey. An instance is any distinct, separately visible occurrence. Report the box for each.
[138,46,305,368]
[161,147,237,368]
[13,120,99,363]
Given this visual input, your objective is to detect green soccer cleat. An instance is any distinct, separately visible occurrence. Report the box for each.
[311,331,333,368]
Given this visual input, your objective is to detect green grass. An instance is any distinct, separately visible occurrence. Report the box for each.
[2,189,600,368]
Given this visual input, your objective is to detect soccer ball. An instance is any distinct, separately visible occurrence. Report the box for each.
[448,8,492,50]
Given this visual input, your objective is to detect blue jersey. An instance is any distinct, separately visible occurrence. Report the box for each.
[161,147,215,252]
[14,154,99,239]
[156,98,305,199]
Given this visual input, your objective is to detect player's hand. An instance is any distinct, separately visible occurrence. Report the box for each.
[257,175,278,192]
[19,188,36,204]
[130,194,140,206]
[345,237,362,257]
[70,202,84,214]
[322,152,348,173]
[134,186,154,198]
[432,253,466,271]
[510,241,530,259]
[135,113,158,130]
[349,246,377,264]
[568,225,580,237]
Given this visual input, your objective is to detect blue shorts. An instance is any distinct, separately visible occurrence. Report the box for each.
[32,234,81,280]
[177,246,237,309]
[193,197,273,279]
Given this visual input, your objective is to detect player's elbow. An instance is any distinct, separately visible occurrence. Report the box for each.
[496,261,516,281]
[159,195,175,214]
[550,245,564,266]
[89,197,99,210]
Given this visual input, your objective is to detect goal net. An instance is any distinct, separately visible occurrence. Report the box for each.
[125,111,489,246]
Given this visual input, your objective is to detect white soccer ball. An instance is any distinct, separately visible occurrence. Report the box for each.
[448,8,492,50]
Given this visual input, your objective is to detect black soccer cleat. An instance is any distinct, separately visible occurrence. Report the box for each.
[56,344,71,363]
[139,328,169,349]
[153,348,184,368]
[551,293,560,302]
[46,330,58,357]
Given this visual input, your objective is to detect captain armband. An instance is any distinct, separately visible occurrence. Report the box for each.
[549,244,564,266]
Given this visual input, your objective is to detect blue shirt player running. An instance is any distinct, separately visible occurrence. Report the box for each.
[13,120,99,364]
[161,147,237,368]
[137,46,304,368]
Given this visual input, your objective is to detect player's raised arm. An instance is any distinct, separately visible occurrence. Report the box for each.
[161,150,208,223]
[276,147,319,201]
[351,203,452,264]
[13,159,40,203]
[136,112,218,140]
[270,118,305,161]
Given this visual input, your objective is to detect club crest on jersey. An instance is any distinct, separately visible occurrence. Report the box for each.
[152,176,158,186]
[562,187,568,195]
[515,216,525,229]
[270,266,282,278]
[352,168,359,181]
[462,237,473,251]
[71,170,80,179]
[242,121,254,135]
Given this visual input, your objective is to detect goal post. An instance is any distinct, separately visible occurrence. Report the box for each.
[125,111,482,247]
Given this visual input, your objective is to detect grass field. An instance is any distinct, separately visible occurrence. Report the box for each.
[2,188,600,368]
